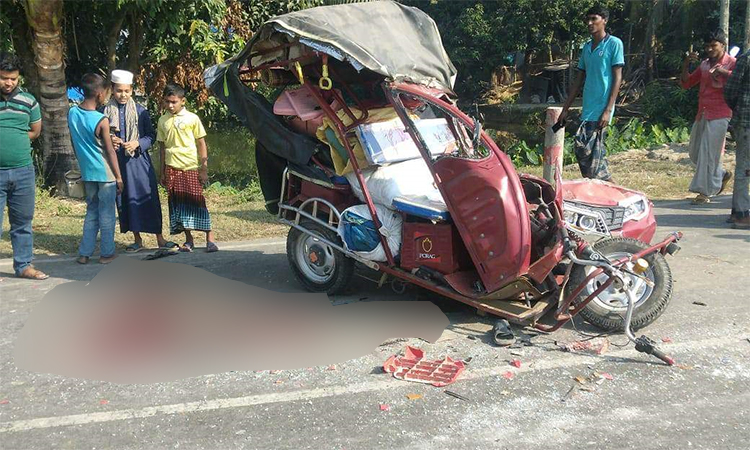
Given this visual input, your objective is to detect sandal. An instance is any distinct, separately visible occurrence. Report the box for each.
[125,242,144,253]
[160,241,179,250]
[99,255,117,265]
[206,241,219,253]
[691,194,710,205]
[492,319,515,347]
[179,242,194,253]
[17,265,49,280]
[143,248,179,260]
[76,256,90,265]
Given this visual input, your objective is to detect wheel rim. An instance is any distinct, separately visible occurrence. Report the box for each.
[583,251,655,312]
[295,231,336,284]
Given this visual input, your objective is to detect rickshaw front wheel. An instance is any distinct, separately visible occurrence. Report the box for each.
[287,220,354,295]
[567,237,673,331]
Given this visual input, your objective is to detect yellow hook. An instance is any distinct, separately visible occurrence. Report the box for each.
[319,54,332,90]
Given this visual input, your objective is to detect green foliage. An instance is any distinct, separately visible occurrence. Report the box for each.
[640,81,698,129]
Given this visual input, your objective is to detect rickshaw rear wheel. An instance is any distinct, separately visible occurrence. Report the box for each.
[286,220,354,295]
[567,237,673,331]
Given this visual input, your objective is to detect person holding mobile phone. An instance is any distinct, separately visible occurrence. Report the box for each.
[680,29,736,205]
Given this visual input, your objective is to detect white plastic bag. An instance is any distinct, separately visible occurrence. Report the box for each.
[344,159,445,209]
[337,204,402,262]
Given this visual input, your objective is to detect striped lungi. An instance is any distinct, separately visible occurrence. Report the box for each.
[164,166,212,234]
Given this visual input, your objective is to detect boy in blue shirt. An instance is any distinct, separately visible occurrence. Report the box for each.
[559,5,624,182]
[68,73,123,264]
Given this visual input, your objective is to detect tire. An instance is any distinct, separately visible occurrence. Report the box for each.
[286,220,354,295]
[567,237,673,331]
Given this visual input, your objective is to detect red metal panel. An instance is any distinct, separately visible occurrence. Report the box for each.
[432,156,532,292]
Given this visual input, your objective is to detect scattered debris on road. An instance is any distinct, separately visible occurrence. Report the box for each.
[379,404,390,411]
[562,337,610,355]
[383,346,465,387]
[405,393,423,400]
[693,301,708,306]
[509,359,522,368]
[444,390,470,401]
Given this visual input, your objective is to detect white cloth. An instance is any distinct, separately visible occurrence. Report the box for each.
[688,115,729,196]
[344,158,445,209]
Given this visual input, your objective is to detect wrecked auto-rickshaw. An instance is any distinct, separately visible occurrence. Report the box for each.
[205,1,683,364]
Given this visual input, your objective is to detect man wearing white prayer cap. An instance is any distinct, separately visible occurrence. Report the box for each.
[103,69,174,253]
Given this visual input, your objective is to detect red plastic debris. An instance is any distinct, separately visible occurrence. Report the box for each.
[0,399,9,405]
[661,337,673,343]
[600,372,614,381]
[379,404,390,411]
[509,359,522,368]
[327,365,337,371]
[502,371,515,380]
[99,399,109,405]
[383,346,465,387]
[563,338,609,355]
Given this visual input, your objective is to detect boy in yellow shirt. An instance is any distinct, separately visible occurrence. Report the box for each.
[156,83,218,252]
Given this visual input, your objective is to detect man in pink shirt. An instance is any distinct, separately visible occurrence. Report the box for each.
[680,29,736,204]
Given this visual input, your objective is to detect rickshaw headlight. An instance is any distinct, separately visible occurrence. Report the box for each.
[563,210,577,225]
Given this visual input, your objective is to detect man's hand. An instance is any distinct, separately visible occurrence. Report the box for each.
[684,51,700,65]
[198,167,208,187]
[558,107,569,123]
[598,109,612,130]
[115,178,124,195]
[122,141,139,153]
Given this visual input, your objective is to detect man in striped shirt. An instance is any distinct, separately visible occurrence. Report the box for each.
[0,52,48,280]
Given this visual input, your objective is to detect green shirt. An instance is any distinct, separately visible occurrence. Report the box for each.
[0,87,41,169]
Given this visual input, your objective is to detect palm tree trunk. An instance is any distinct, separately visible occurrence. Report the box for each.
[25,0,78,191]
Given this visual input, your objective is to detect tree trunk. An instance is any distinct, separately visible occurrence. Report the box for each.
[642,0,666,83]
[25,0,78,191]
[106,15,126,73]
[8,2,39,98]
[125,12,144,75]
[744,0,750,52]
[719,0,730,38]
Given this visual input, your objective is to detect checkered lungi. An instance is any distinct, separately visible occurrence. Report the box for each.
[574,121,613,181]
[164,166,212,234]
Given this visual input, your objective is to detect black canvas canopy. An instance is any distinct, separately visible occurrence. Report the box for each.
[203,0,457,211]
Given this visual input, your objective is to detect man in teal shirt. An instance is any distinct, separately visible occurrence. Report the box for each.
[559,5,624,181]
[0,52,48,280]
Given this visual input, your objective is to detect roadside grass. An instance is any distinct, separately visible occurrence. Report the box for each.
[1,143,720,259]
[0,184,286,259]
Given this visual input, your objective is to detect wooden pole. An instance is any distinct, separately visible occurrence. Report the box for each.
[543,107,564,186]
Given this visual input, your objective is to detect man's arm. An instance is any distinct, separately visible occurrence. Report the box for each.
[559,70,585,122]
[680,52,700,87]
[196,137,208,186]
[28,121,41,140]
[599,65,623,129]
[96,119,123,194]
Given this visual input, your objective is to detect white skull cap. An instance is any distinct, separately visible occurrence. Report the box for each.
[111,69,134,85]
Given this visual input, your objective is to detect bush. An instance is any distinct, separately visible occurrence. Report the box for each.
[640,81,698,129]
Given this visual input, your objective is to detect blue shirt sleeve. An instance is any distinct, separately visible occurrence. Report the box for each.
[136,104,156,152]
[612,38,625,67]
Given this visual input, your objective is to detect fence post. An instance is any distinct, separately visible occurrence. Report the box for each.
[543,106,564,186]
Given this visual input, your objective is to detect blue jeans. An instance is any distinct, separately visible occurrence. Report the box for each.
[79,181,117,258]
[0,164,36,275]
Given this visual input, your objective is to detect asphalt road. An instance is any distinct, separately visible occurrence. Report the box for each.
[0,195,748,450]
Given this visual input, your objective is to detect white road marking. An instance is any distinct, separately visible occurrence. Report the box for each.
[0,334,746,433]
